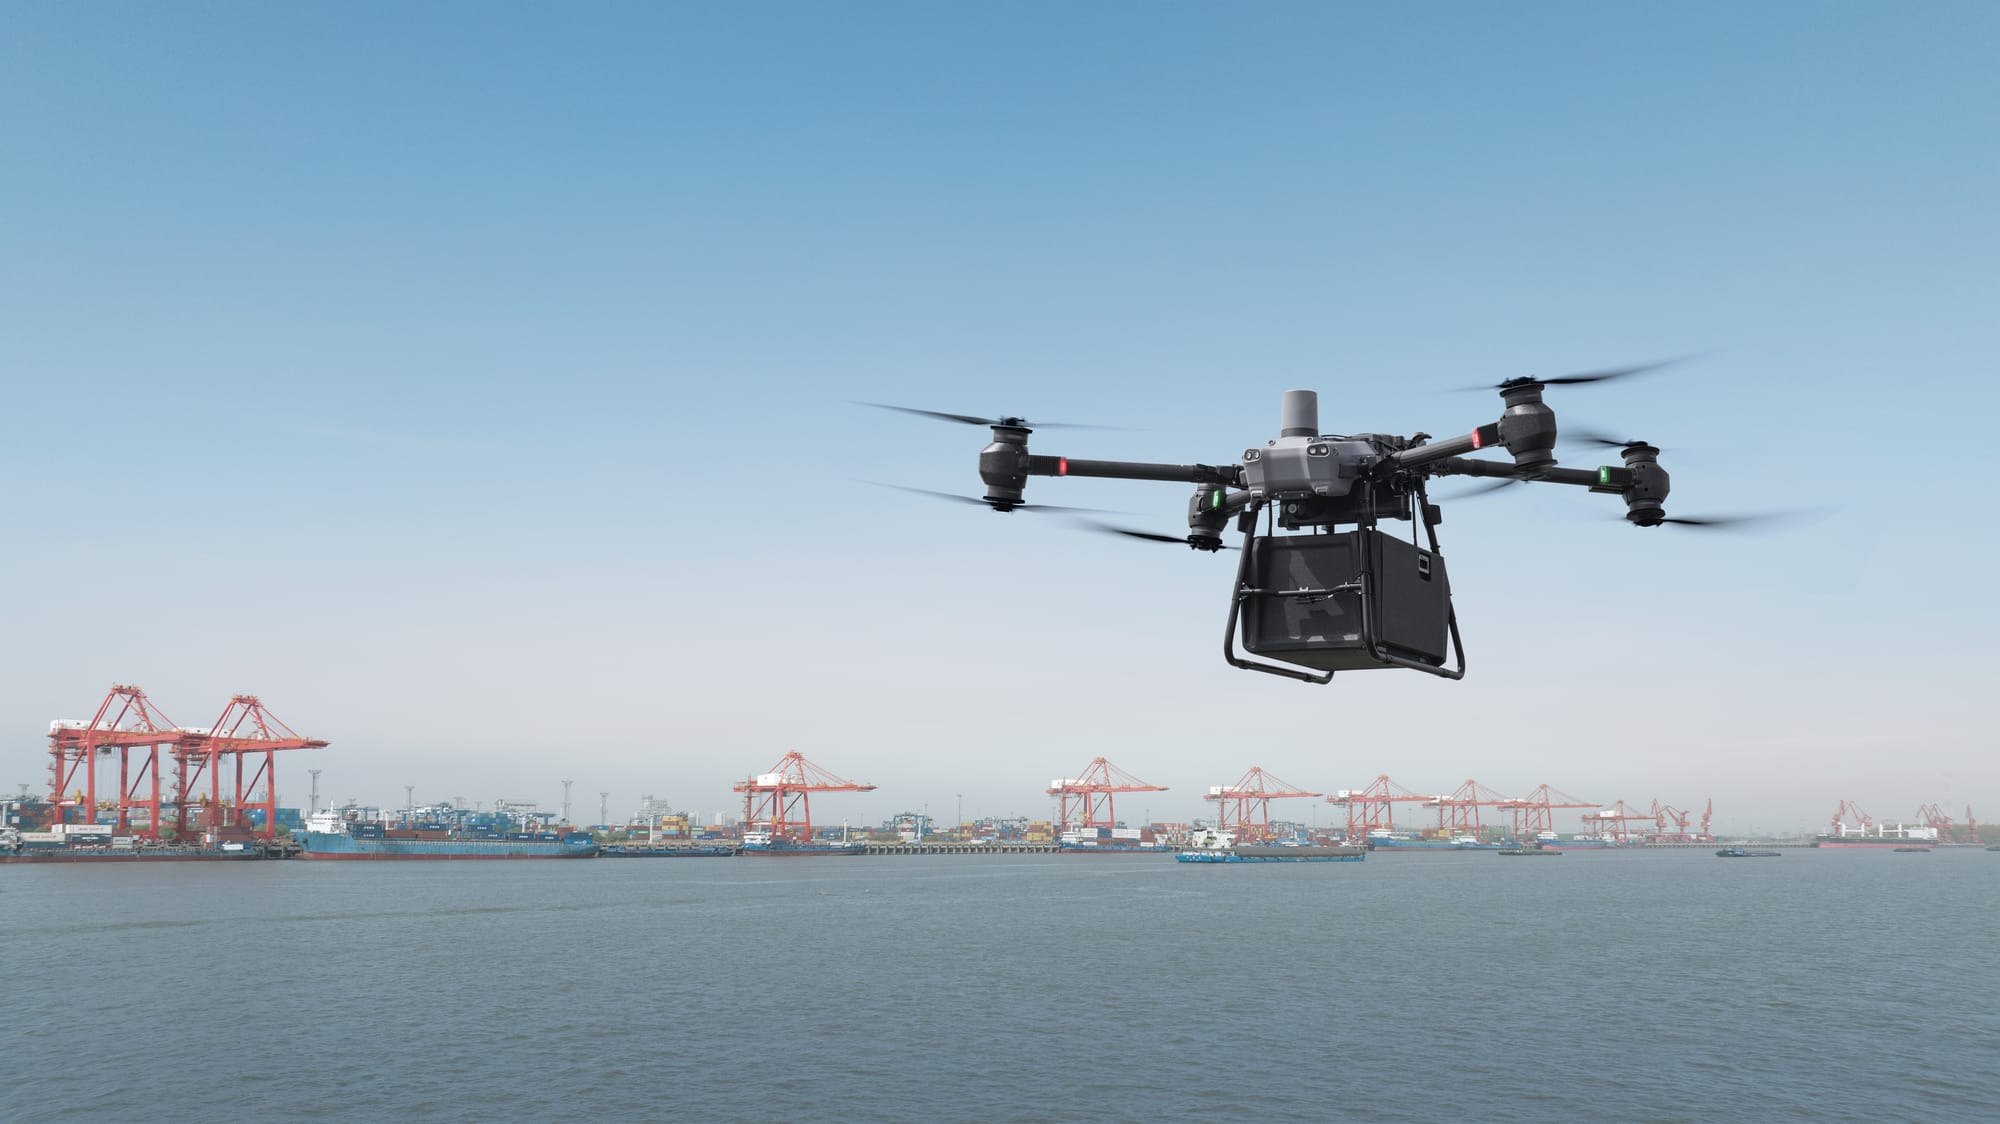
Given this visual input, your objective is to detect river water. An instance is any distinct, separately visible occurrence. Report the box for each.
[3,847,1996,1120]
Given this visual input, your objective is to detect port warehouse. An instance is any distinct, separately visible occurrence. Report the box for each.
[8,685,1989,850]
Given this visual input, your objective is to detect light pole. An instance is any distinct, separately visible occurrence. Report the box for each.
[957,793,964,836]
[404,785,415,825]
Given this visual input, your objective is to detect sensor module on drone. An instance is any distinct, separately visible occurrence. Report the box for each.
[869,360,1764,685]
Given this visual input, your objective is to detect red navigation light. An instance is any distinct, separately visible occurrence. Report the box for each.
[1058,457,1069,476]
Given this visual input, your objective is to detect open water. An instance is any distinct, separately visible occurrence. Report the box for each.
[2,847,1996,1121]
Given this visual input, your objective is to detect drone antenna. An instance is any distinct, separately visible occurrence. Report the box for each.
[1280,390,1318,438]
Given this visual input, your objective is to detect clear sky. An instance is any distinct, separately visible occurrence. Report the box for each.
[3,1,1994,834]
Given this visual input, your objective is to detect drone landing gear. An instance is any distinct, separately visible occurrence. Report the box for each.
[1222,501,1467,685]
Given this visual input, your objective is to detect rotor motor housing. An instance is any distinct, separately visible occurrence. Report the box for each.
[1241,530,1451,671]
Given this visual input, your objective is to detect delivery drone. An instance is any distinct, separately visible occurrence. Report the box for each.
[869,361,1759,685]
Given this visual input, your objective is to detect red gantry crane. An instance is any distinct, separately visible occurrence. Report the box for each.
[1205,766,1321,844]
[47,685,185,835]
[1580,799,1654,844]
[1048,757,1167,833]
[733,752,876,844]
[1423,779,1518,841]
[47,685,325,840]
[179,695,328,840]
[1327,775,1432,842]
[1499,783,1597,840]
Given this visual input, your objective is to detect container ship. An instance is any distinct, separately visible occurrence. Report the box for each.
[296,812,599,860]
[737,829,864,856]
[1058,827,1172,853]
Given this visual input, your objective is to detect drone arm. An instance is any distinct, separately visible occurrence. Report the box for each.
[1025,456,1241,487]
[1384,425,1502,472]
[1428,457,1632,493]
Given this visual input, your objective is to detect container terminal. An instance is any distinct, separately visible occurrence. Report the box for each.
[6,685,1992,862]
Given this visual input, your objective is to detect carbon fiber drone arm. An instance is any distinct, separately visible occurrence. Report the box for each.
[1426,456,1632,491]
[1023,456,1241,486]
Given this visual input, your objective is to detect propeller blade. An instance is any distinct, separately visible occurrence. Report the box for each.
[1659,514,1770,529]
[1435,478,1523,500]
[867,482,1115,514]
[1535,357,1685,386]
[856,403,999,427]
[1565,427,1651,450]
[1459,354,1702,392]
[853,402,1124,430]
[1622,510,1811,532]
[1074,519,1238,550]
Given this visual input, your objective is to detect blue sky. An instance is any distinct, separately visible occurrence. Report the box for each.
[3,2,1994,833]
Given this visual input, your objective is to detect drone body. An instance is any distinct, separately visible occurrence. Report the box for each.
[872,367,1698,685]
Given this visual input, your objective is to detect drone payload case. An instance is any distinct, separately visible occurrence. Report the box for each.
[1241,529,1451,672]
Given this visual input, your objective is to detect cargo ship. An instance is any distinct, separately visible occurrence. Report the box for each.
[737,830,864,856]
[601,843,738,858]
[1176,829,1365,863]
[1364,831,1504,851]
[1531,832,1627,851]
[1057,826,1172,854]
[2,826,278,863]
[1813,835,1933,850]
[296,812,598,860]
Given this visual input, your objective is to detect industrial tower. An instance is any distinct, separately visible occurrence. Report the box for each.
[1205,766,1321,843]
[1047,757,1166,833]
[733,752,875,844]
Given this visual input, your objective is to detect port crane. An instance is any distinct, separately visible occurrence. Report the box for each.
[1500,784,1597,839]
[1914,803,1980,846]
[733,752,876,845]
[1327,775,1432,841]
[1829,800,1876,836]
[174,695,327,840]
[1423,779,1516,840]
[1204,766,1321,844]
[1580,800,1654,844]
[47,685,325,839]
[1047,757,1166,834]
[1648,800,1695,844]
